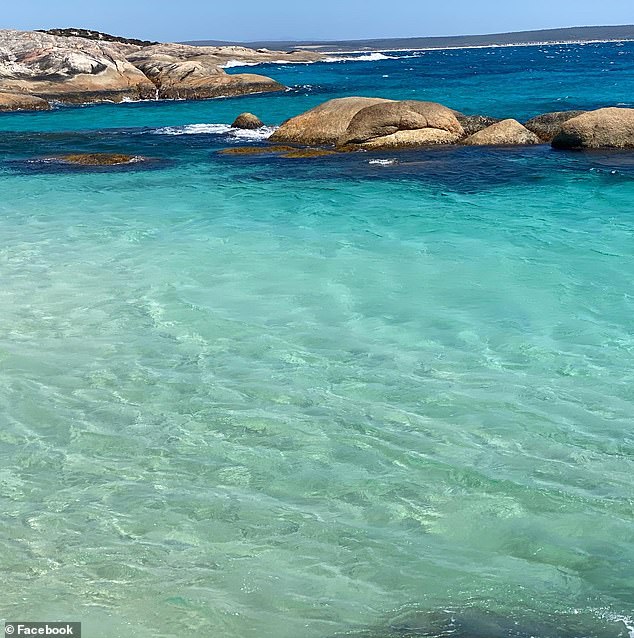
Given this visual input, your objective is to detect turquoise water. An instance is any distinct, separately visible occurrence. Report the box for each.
[1,42,633,638]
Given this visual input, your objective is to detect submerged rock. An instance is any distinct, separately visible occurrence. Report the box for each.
[231,112,265,129]
[281,148,338,158]
[329,607,632,638]
[0,91,50,111]
[524,110,586,141]
[269,97,394,145]
[218,145,296,155]
[462,119,540,145]
[338,100,464,148]
[218,145,336,158]
[54,153,144,165]
[551,107,634,149]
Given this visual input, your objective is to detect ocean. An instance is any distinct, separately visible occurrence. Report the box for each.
[0,41,633,638]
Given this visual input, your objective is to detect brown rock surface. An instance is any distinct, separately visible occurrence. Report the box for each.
[339,100,464,148]
[0,29,155,103]
[126,44,286,99]
[280,148,337,158]
[462,119,540,145]
[232,112,264,129]
[453,111,502,136]
[126,42,320,70]
[218,145,336,158]
[0,91,50,111]
[269,97,394,145]
[0,30,318,105]
[551,107,634,149]
[218,145,296,156]
[55,153,144,165]
[349,128,461,149]
[524,110,586,141]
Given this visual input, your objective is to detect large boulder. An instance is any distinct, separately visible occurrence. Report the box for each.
[524,110,586,141]
[452,111,502,137]
[156,70,283,100]
[551,107,634,149]
[126,45,286,99]
[0,91,49,111]
[463,119,540,145]
[0,29,155,103]
[269,97,393,145]
[347,128,461,149]
[339,100,463,148]
[232,112,264,129]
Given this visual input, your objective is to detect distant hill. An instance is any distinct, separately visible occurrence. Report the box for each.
[183,25,634,52]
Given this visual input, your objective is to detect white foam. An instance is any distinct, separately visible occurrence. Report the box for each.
[222,51,396,68]
[222,60,263,68]
[154,123,231,135]
[616,616,634,638]
[368,158,398,166]
[318,38,633,56]
[152,123,277,141]
[594,611,634,638]
[221,39,631,70]
[324,52,396,62]
[221,59,320,68]
[230,126,278,141]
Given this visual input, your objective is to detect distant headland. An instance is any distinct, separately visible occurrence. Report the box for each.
[183,24,634,51]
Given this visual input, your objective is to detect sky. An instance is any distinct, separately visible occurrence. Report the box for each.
[1,0,632,43]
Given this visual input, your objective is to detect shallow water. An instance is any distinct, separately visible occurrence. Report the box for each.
[0,41,633,638]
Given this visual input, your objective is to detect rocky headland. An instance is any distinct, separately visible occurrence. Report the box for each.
[0,29,321,109]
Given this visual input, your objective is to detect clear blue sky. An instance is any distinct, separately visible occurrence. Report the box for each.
[2,0,632,42]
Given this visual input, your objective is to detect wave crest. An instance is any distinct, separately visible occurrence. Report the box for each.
[153,123,277,140]
[324,52,396,62]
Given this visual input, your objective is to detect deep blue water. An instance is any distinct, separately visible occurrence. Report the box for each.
[0,41,633,638]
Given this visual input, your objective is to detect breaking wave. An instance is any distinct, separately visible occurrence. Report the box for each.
[152,123,277,140]
[324,52,396,62]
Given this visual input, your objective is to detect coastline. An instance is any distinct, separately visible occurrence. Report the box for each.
[222,38,632,68]
[1,25,634,638]
[320,37,632,54]
[2,28,631,111]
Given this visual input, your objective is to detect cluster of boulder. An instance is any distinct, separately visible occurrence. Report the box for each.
[0,29,320,109]
[262,98,634,150]
[2,28,631,154]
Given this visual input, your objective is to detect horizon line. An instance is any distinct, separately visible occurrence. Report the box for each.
[180,23,634,45]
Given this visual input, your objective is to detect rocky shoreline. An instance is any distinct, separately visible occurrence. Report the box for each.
[258,99,634,150]
[1,30,631,152]
[0,29,321,109]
